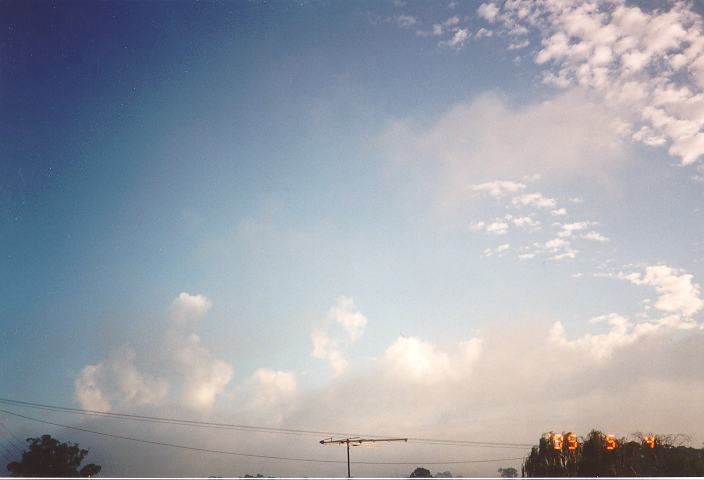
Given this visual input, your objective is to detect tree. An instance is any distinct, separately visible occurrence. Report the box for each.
[7,434,101,477]
[433,471,454,478]
[498,467,518,477]
[409,466,432,477]
[523,430,704,477]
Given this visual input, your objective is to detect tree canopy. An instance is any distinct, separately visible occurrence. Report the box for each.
[498,466,518,477]
[523,429,704,477]
[409,466,432,477]
[7,434,101,477]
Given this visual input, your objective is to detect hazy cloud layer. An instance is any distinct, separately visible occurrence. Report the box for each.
[382,91,629,212]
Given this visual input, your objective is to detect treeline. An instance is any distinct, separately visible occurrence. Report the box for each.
[523,430,704,477]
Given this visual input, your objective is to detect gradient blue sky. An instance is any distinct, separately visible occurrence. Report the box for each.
[2,0,704,477]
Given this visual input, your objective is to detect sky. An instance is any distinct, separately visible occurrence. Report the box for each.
[2,0,704,477]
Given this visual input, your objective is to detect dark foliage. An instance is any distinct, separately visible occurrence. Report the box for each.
[6,434,101,477]
[498,466,518,477]
[410,466,433,477]
[523,429,704,477]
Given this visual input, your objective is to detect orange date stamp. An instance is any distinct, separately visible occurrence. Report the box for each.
[545,432,657,451]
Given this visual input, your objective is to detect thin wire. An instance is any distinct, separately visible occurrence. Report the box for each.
[0,435,21,456]
[0,398,532,449]
[0,422,23,453]
[0,442,14,464]
[0,408,524,466]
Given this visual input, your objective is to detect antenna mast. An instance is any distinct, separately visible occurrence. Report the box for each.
[319,437,408,478]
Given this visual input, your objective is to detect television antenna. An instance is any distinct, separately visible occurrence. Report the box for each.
[319,436,408,478]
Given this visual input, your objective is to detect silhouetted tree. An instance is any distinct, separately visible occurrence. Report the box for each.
[434,470,454,478]
[523,429,704,477]
[7,434,101,477]
[410,466,432,477]
[498,466,518,477]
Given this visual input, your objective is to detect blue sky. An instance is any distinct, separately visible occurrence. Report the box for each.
[2,0,704,477]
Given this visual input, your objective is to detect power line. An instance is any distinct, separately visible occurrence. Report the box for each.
[0,408,524,467]
[0,435,21,456]
[0,422,23,453]
[321,437,408,477]
[0,398,532,449]
[0,441,14,465]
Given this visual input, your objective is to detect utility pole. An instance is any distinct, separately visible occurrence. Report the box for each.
[319,437,407,478]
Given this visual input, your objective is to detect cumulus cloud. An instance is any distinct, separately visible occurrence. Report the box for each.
[74,293,233,411]
[512,216,541,229]
[74,364,112,411]
[311,296,368,376]
[74,347,169,412]
[621,265,704,317]
[471,219,509,235]
[491,0,704,166]
[166,331,234,409]
[477,3,499,23]
[511,192,557,209]
[551,264,703,361]
[383,336,482,385]
[557,221,594,238]
[170,292,212,323]
[238,368,298,424]
[441,28,470,48]
[482,243,511,258]
[583,231,609,242]
[71,285,704,476]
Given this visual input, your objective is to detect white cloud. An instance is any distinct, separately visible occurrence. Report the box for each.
[170,292,212,323]
[74,293,233,411]
[512,215,541,229]
[240,369,298,423]
[551,208,567,216]
[477,3,499,23]
[551,249,578,261]
[166,331,234,409]
[442,28,469,48]
[493,0,704,166]
[311,296,368,376]
[475,27,493,39]
[621,265,704,317]
[470,219,509,235]
[511,192,557,209]
[383,336,482,384]
[482,243,511,258]
[328,296,368,341]
[395,15,417,29]
[74,347,169,412]
[508,40,530,50]
[550,306,702,362]
[583,231,609,242]
[545,238,569,250]
[485,221,509,234]
[311,329,348,376]
[470,180,526,198]
[557,221,594,238]
[549,313,635,361]
[74,364,112,411]
[444,16,460,27]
